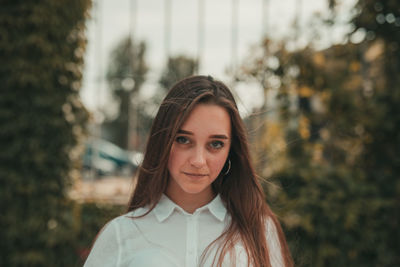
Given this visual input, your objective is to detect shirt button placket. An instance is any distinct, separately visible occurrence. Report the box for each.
[186,215,198,267]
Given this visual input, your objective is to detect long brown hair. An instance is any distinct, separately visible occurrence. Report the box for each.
[128,75,293,267]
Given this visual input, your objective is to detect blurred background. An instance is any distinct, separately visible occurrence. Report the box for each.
[1,0,399,266]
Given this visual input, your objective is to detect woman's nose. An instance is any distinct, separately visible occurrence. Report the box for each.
[189,147,206,168]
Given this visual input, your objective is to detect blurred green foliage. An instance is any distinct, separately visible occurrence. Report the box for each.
[242,0,400,266]
[0,1,90,266]
[159,55,199,92]
[103,37,148,150]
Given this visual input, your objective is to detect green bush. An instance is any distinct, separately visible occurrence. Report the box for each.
[0,1,91,266]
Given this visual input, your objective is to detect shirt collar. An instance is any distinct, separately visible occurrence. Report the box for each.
[153,194,176,222]
[153,194,227,223]
[204,194,227,222]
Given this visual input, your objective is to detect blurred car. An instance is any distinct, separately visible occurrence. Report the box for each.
[82,138,142,178]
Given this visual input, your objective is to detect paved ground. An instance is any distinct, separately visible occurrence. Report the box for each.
[69,176,137,205]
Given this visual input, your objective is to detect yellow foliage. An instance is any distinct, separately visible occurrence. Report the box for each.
[365,39,384,62]
[320,91,331,102]
[299,115,310,140]
[312,143,324,163]
[343,75,362,90]
[349,61,361,72]
[319,128,330,141]
[313,52,326,67]
[259,121,287,175]
[299,86,314,97]
[262,122,286,151]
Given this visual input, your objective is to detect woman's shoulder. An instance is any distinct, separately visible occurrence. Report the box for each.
[264,216,276,232]
[114,207,149,221]
[264,215,281,244]
[105,206,153,233]
[264,216,285,267]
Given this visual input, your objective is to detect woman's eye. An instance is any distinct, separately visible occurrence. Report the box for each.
[176,136,190,144]
[210,141,224,149]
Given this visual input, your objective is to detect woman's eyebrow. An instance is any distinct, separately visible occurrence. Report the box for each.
[177,129,229,139]
[177,129,193,135]
[210,134,229,139]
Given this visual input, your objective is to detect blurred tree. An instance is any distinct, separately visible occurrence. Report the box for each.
[349,0,400,264]
[240,0,400,266]
[0,0,90,266]
[103,37,148,150]
[159,55,198,91]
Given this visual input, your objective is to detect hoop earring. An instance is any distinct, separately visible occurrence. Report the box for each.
[224,159,231,176]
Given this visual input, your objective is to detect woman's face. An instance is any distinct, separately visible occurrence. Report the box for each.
[166,103,231,202]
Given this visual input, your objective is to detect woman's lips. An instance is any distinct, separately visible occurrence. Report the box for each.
[183,172,208,178]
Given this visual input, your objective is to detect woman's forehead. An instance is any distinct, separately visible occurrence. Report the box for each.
[180,104,231,138]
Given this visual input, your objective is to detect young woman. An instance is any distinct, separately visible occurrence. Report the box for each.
[84,75,293,267]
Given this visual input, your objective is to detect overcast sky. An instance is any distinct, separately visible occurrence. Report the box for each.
[80,0,356,117]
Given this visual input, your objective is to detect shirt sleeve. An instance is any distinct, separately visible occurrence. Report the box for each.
[84,219,122,267]
[266,218,284,267]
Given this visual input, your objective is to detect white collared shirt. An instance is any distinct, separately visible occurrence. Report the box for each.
[84,194,284,267]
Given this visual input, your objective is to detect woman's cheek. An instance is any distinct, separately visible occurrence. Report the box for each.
[211,155,228,175]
